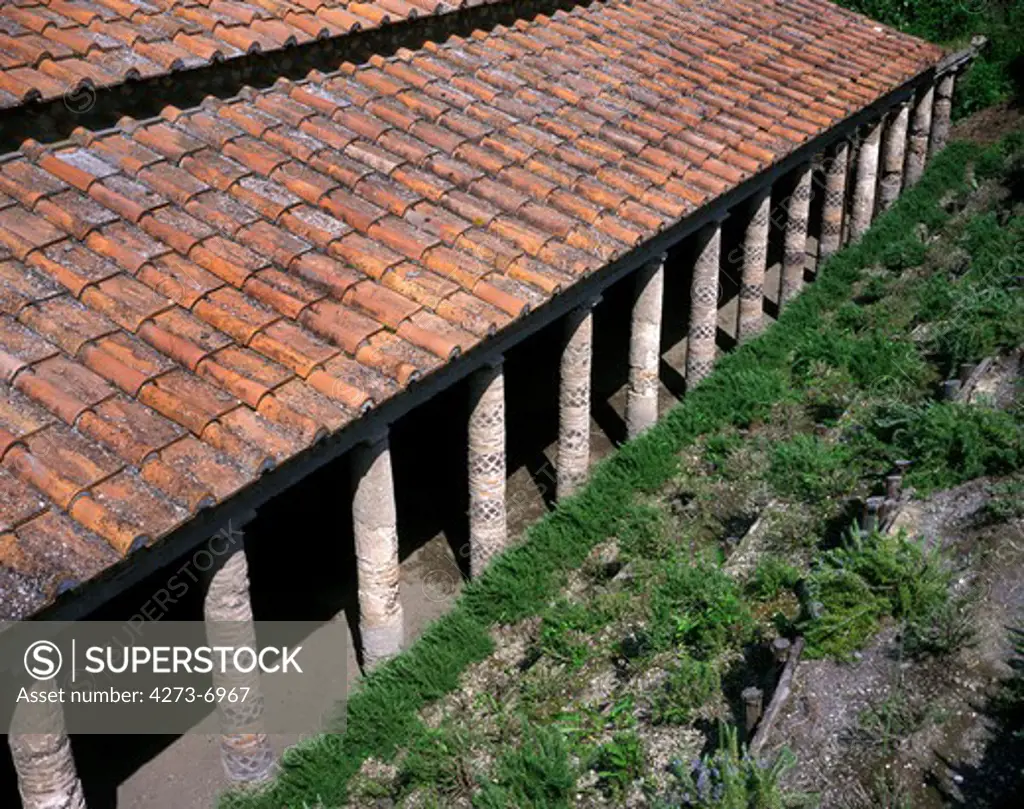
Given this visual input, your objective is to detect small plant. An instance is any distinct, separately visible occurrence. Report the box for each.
[767,434,858,502]
[980,477,1024,525]
[474,726,575,809]
[654,724,810,808]
[651,656,721,725]
[747,557,802,601]
[650,559,754,659]
[590,731,645,799]
[398,724,475,801]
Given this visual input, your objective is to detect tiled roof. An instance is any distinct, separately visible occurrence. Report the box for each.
[0,0,943,619]
[0,0,502,110]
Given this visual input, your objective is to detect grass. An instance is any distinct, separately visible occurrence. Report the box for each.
[223,135,1024,809]
[837,0,1024,118]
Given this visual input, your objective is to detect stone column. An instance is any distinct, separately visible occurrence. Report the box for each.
[879,103,910,211]
[849,119,883,242]
[780,164,812,306]
[626,255,665,438]
[686,223,721,388]
[737,187,770,344]
[8,685,86,809]
[930,72,955,159]
[557,303,594,500]
[468,361,506,576]
[351,433,404,669]
[905,85,934,188]
[819,140,849,262]
[204,545,276,783]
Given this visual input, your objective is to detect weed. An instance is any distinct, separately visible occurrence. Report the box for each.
[746,557,802,601]
[398,724,475,801]
[980,477,1024,524]
[590,731,645,799]
[650,559,754,659]
[650,656,722,725]
[474,726,576,809]
[767,434,858,502]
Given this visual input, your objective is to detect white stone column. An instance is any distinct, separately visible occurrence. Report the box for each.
[930,72,955,159]
[204,546,276,783]
[468,361,506,576]
[351,433,404,668]
[8,685,86,809]
[879,103,910,211]
[686,223,721,387]
[850,119,883,242]
[780,164,812,307]
[557,303,594,499]
[626,255,665,438]
[905,84,934,188]
[737,187,770,344]
[819,140,849,262]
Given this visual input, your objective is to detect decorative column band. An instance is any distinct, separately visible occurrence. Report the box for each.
[905,84,934,188]
[819,140,850,262]
[879,103,910,211]
[780,164,813,307]
[686,222,721,388]
[468,361,506,576]
[737,187,770,344]
[850,118,883,242]
[204,546,276,783]
[351,433,404,669]
[930,72,955,159]
[8,688,86,809]
[626,254,665,439]
[557,303,594,500]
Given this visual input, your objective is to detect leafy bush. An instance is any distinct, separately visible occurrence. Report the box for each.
[590,731,645,799]
[869,402,1024,491]
[650,560,754,659]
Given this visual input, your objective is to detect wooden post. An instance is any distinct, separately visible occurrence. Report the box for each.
[819,141,849,262]
[351,433,404,669]
[468,361,506,575]
[204,545,276,783]
[781,164,812,306]
[905,84,934,188]
[879,103,910,211]
[557,303,594,499]
[686,223,721,388]
[930,72,956,159]
[742,687,764,736]
[8,687,86,809]
[850,119,883,242]
[737,187,770,343]
[626,255,665,438]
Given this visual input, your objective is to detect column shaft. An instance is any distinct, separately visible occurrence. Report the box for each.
[819,141,849,262]
[905,85,934,188]
[204,546,275,783]
[626,256,664,438]
[879,104,910,211]
[930,73,955,159]
[737,188,770,343]
[468,362,506,576]
[8,689,86,809]
[850,120,883,242]
[780,165,812,306]
[557,305,593,499]
[351,435,404,669]
[686,224,721,387]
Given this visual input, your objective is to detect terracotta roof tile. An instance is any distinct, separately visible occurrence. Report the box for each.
[0,0,945,617]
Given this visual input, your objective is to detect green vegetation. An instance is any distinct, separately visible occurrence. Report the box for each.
[799,528,955,659]
[653,726,808,808]
[838,0,1024,117]
[224,131,1024,809]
